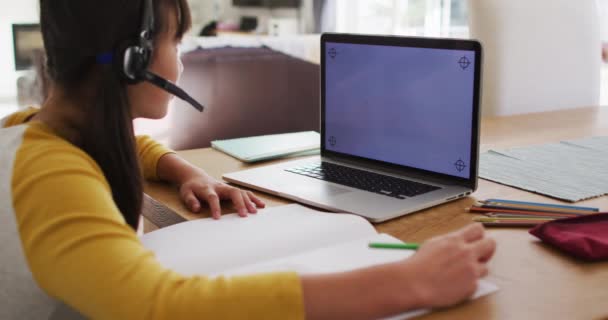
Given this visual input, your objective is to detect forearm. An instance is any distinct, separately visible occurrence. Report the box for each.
[301,261,423,320]
[156,153,207,186]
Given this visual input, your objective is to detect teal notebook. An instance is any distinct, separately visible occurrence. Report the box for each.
[211,131,320,163]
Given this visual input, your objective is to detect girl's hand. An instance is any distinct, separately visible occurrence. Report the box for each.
[403,223,496,308]
[179,173,265,219]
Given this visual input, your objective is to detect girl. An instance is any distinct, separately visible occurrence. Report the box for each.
[0,0,496,319]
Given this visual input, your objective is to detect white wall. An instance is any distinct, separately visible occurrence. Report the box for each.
[601,0,608,41]
[0,0,39,101]
[469,0,601,116]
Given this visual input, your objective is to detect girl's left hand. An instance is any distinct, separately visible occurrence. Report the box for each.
[178,174,265,219]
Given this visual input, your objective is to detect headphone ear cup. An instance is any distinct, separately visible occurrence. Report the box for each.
[114,42,137,84]
[115,41,152,84]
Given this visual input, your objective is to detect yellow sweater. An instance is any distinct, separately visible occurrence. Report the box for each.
[1,108,304,319]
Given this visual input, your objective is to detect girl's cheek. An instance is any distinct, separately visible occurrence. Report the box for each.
[178,57,184,78]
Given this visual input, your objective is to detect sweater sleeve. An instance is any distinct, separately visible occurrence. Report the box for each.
[12,131,305,320]
[135,135,174,181]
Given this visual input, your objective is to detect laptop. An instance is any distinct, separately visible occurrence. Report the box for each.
[223,33,482,223]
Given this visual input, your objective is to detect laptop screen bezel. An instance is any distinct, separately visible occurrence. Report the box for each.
[320,33,482,191]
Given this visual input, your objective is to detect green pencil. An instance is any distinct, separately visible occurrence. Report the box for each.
[369,242,420,250]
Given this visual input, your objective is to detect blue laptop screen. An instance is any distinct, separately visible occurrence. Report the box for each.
[324,42,477,179]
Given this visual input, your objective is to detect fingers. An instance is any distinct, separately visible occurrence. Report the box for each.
[192,187,222,219]
[457,224,494,263]
[458,223,485,243]
[241,190,258,214]
[181,189,201,213]
[228,188,248,217]
[189,183,265,219]
[471,237,497,263]
[207,193,222,219]
[248,191,266,208]
[456,224,495,278]
[477,264,489,278]
[222,187,262,216]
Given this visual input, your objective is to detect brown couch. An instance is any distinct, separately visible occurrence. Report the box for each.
[168,47,320,150]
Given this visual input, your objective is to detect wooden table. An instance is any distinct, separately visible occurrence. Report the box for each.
[144,106,608,320]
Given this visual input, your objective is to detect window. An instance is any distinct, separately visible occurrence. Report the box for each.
[336,0,469,38]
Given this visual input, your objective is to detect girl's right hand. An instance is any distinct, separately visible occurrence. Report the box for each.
[403,223,496,309]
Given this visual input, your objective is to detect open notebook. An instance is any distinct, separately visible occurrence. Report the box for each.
[140,204,498,319]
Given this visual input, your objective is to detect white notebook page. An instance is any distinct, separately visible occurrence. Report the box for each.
[217,233,498,320]
[141,204,376,275]
[141,204,498,319]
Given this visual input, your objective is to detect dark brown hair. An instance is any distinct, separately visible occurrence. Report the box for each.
[39,0,191,229]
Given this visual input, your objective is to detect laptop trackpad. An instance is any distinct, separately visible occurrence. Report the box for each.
[281,182,353,199]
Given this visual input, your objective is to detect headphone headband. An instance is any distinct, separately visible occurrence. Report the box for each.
[97,0,205,112]
[139,0,155,47]
[116,0,154,83]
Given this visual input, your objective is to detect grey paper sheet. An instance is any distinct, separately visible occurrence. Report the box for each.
[479,136,608,202]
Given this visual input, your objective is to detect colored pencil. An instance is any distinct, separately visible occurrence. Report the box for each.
[479,203,593,215]
[483,213,561,220]
[468,199,601,228]
[483,199,599,211]
[475,201,592,215]
[480,221,541,227]
[368,242,420,250]
[468,207,581,218]
[482,199,598,213]
[474,215,550,220]
[473,217,553,223]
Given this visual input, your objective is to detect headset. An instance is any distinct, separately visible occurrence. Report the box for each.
[99,0,204,112]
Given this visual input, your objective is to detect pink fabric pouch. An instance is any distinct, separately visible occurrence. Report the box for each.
[529,213,608,261]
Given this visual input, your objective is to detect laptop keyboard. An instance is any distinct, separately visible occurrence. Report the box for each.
[285,161,441,199]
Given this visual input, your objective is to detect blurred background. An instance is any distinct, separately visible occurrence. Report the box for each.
[1,0,607,145]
